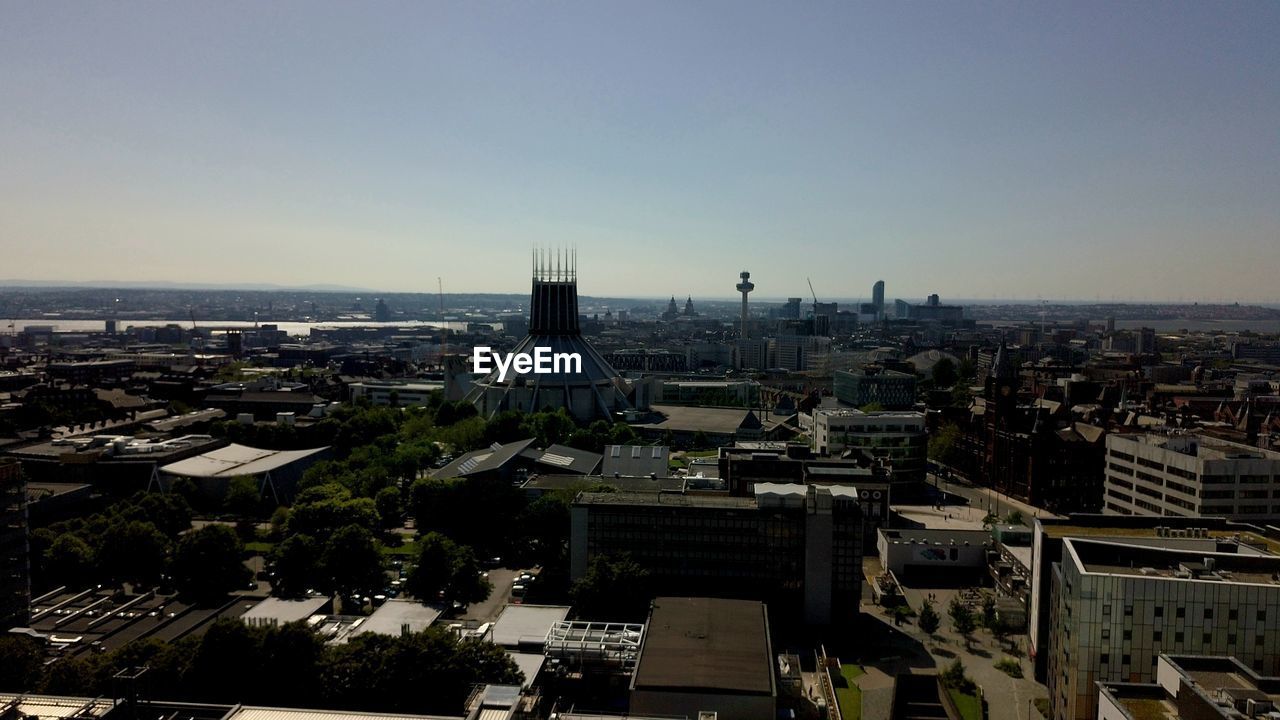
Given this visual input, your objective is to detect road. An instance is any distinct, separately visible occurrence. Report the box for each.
[459,568,519,624]
[927,474,1063,523]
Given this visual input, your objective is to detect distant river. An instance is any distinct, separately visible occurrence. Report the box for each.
[9,319,488,335]
[985,318,1280,334]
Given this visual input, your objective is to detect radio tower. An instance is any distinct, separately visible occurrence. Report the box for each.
[736,271,754,338]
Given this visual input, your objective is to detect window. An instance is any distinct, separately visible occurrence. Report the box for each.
[1177,608,1186,619]
[1205,608,1214,620]
[1103,604,1112,615]
[1154,606,1164,618]
[1101,653,1111,665]
[1229,634,1237,645]
[1257,635,1266,646]
[1230,609,1239,621]
[1203,633,1212,644]
[1176,632,1184,643]
[1102,628,1111,639]
[1123,630,1132,640]
[1125,605,1134,616]
[1260,610,1268,622]
[1122,654,1131,665]
[1154,630,1163,642]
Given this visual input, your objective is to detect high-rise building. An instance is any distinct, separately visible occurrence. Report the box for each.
[1,458,30,629]
[872,280,885,319]
[373,298,391,323]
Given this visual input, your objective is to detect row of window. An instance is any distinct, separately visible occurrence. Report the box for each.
[1104,604,1265,621]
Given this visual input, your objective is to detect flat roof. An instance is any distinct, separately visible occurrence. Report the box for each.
[576,491,757,509]
[351,600,441,638]
[524,474,684,493]
[242,596,329,624]
[634,405,770,435]
[1067,539,1280,586]
[160,444,329,478]
[490,604,571,648]
[230,707,460,720]
[506,651,545,688]
[633,596,773,695]
[0,695,113,720]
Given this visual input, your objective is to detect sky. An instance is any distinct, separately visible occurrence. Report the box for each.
[2,2,1278,303]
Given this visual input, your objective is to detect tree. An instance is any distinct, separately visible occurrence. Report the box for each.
[44,533,94,587]
[1005,510,1025,526]
[272,533,320,597]
[932,358,958,388]
[928,423,962,466]
[570,554,652,621]
[982,512,1000,529]
[0,635,45,691]
[375,486,403,529]
[172,524,251,602]
[406,532,491,606]
[691,430,710,449]
[982,595,998,629]
[941,658,976,694]
[224,475,262,517]
[949,597,977,648]
[97,520,169,584]
[321,525,386,597]
[918,599,941,639]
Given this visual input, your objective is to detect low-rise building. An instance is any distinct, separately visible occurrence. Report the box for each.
[629,597,775,720]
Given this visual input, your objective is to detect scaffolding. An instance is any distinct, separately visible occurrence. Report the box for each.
[543,620,645,676]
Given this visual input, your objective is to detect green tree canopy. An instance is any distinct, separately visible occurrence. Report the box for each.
[172,524,251,603]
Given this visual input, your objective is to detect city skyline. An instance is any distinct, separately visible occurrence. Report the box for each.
[3,2,1278,301]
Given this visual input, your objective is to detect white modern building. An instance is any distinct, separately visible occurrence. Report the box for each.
[810,409,926,482]
[1104,433,1280,521]
[1046,538,1280,720]
[348,380,443,407]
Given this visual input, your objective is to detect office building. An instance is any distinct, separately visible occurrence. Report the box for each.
[811,408,927,483]
[347,379,443,406]
[1045,538,1280,720]
[570,483,864,626]
[1104,433,1280,521]
[872,280,885,320]
[833,366,917,409]
[1,459,29,629]
[630,597,775,720]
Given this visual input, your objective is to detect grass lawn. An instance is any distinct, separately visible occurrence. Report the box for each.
[948,689,984,720]
[833,664,865,720]
[382,540,420,557]
[684,450,719,457]
[243,541,275,554]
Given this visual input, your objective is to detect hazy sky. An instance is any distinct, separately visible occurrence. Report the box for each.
[2,2,1278,302]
